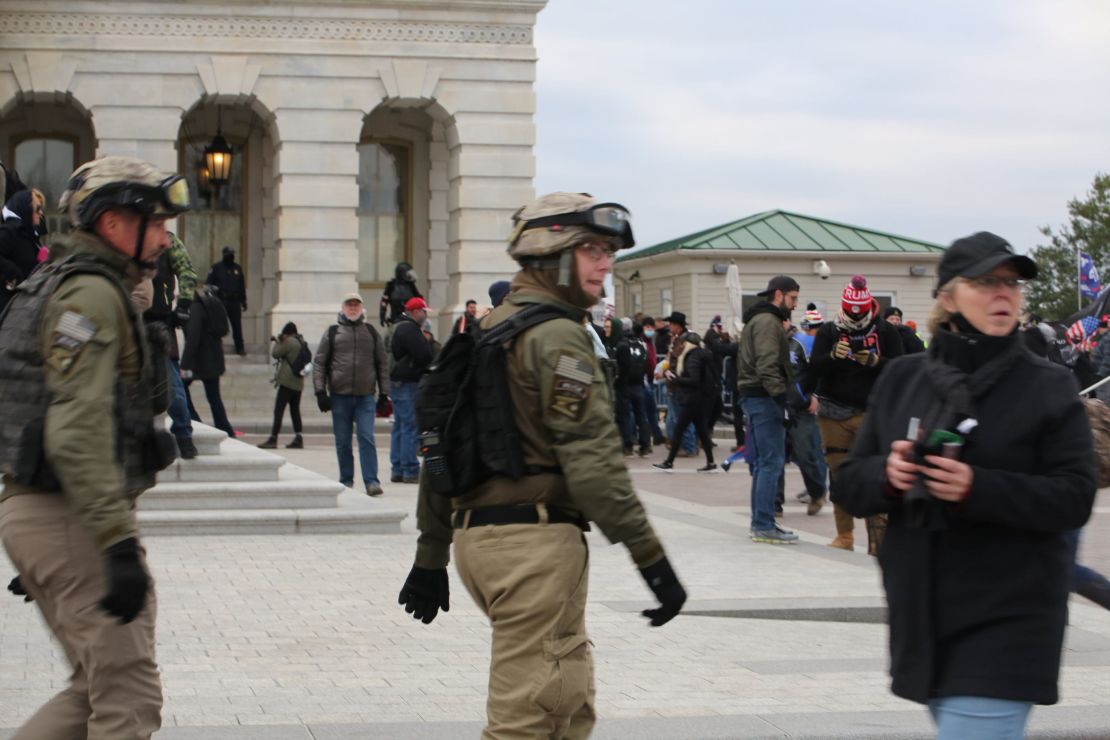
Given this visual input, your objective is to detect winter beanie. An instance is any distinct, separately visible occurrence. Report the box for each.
[841,275,872,317]
[802,303,824,328]
[709,314,722,328]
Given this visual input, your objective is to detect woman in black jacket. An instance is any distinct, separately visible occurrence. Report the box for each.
[836,233,1096,739]
[653,332,716,471]
[0,189,43,313]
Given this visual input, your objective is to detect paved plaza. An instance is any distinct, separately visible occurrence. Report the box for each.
[3,435,1110,739]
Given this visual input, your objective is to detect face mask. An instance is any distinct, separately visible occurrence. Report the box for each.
[223,254,234,264]
[643,329,655,339]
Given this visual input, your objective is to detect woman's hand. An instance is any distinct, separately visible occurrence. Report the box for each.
[885,440,919,491]
[922,456,973,502]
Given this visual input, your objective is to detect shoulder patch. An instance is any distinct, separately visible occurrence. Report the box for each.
[550,353,595,420]
[53,311,97,350]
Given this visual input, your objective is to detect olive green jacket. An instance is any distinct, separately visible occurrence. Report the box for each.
[272,334,306,392]
[414,274,665,570]
[1,231,145,549]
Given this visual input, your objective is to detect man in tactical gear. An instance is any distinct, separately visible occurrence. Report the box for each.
[399,192,687,739]
[205,244,247,355]
[0,155,188,738]
[379,260,422,326]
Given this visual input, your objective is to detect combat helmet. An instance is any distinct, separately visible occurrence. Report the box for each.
[58,155,190,268]
[508,192,634,260]
[59,156,190,230]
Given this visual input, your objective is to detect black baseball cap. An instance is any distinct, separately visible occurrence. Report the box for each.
[757,275,801,297]
[935,232,1037,296]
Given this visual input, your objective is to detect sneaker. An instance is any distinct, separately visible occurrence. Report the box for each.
[807,496,825,516]
[391,474,403,483]
[623,448,635,458]
[285,435,304,449]
[176,436,198,460]
[257,437,278,449]
[402,476,420,484]
[365,483,384,497]
[652,461,673,470]
[721,460,732,473]
[795,491,812,504]
[751,527,799,545]
[697,463,718,473]
[638,447,653,458]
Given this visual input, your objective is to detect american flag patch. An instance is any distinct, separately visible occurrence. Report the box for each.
[555,355,594,384]
[55,311,97,344]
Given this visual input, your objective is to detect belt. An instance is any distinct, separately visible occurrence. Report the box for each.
[452,504,590,531]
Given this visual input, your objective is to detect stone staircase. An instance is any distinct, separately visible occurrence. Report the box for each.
[137,421,407,535]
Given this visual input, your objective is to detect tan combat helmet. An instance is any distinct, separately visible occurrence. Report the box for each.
[59,155,190,229]
[507,192,634,260]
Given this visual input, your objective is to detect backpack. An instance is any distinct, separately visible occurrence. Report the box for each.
[288,335,312,376]
[416,303,571,498]
[198,290,229,339]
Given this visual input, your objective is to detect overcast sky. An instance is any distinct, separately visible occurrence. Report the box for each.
[533,0,1110,255]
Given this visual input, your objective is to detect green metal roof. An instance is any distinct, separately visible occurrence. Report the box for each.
[617,210,945,262]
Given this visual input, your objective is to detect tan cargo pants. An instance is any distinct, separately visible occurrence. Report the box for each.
[0,494,162,740]
[455,517,596,740]
[818,413,887,556]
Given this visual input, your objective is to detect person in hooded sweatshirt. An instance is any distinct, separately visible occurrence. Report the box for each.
[809,275,904,553]
[0,188,44,313]
[835,232,1094,739]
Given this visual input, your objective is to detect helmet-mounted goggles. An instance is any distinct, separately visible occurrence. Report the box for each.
[75,175,192,226]
[511,202,635,250]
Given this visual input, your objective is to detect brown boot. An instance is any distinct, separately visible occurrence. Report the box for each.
[828,504,855,550]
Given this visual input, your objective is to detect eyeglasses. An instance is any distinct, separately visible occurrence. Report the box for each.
[576,241,617,262]
[966,275,1027,291]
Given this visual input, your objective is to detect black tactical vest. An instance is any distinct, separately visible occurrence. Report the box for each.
[0,253,170,493]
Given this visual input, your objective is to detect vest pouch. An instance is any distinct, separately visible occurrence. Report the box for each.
[143,428,178,473]
[14,417,60,490]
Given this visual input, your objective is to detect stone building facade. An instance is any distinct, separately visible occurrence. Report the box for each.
[0,0,546,344]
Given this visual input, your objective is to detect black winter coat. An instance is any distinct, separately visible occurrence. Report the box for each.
[835,327,1096,706]
[0,190,41,313]
[671,346,715,407]
[180,292,229,380]
[809,317,903,409]
[390,315,433,382]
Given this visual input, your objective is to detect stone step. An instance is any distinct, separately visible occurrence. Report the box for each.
[138,498,407,535]
[140,470,345,511]
[161,451,282,483]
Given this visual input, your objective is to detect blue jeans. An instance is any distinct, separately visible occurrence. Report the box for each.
[391,380,420,479]
[1068,528,1110,606]
[331,393,378,486]
[928,696,1032,740]
[167,357,192,439]
[617,385,651,451]
[741,396,786,532]
[643,384,665,444]
[789,411,828,498]
[665,391,696,454]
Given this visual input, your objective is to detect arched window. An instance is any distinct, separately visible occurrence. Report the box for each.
[14,137,75,236]
[357,140,410,286]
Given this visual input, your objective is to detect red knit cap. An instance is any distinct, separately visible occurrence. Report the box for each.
[841,275,872,317]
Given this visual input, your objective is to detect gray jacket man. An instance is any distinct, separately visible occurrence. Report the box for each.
[312,293,389,496]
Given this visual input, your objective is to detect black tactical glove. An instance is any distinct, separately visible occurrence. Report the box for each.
[7,575,32,602]
[98,538,150,624]
[398,566,450,624]
[316,391,331,413]
[639,556,686,627]
[174,298,192,327]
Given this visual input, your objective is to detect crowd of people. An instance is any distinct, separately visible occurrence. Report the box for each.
[0,152,1105,740]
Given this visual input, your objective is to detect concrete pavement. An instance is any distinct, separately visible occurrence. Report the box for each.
[2,435,1109,739]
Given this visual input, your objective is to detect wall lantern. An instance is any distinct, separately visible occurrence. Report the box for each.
[908,265,928,277]
[204,106,233,186]
[712,263,729,274]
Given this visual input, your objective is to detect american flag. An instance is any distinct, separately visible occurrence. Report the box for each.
[1066,315,1100,346]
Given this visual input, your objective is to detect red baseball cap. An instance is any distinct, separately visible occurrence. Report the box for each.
[405,297,429,312]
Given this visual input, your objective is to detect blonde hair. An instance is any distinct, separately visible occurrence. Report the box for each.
[31,188,45,209]
[927,278,958,336]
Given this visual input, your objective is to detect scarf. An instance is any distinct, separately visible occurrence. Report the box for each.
[675,341,696,377]
[905,318,1025,529]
